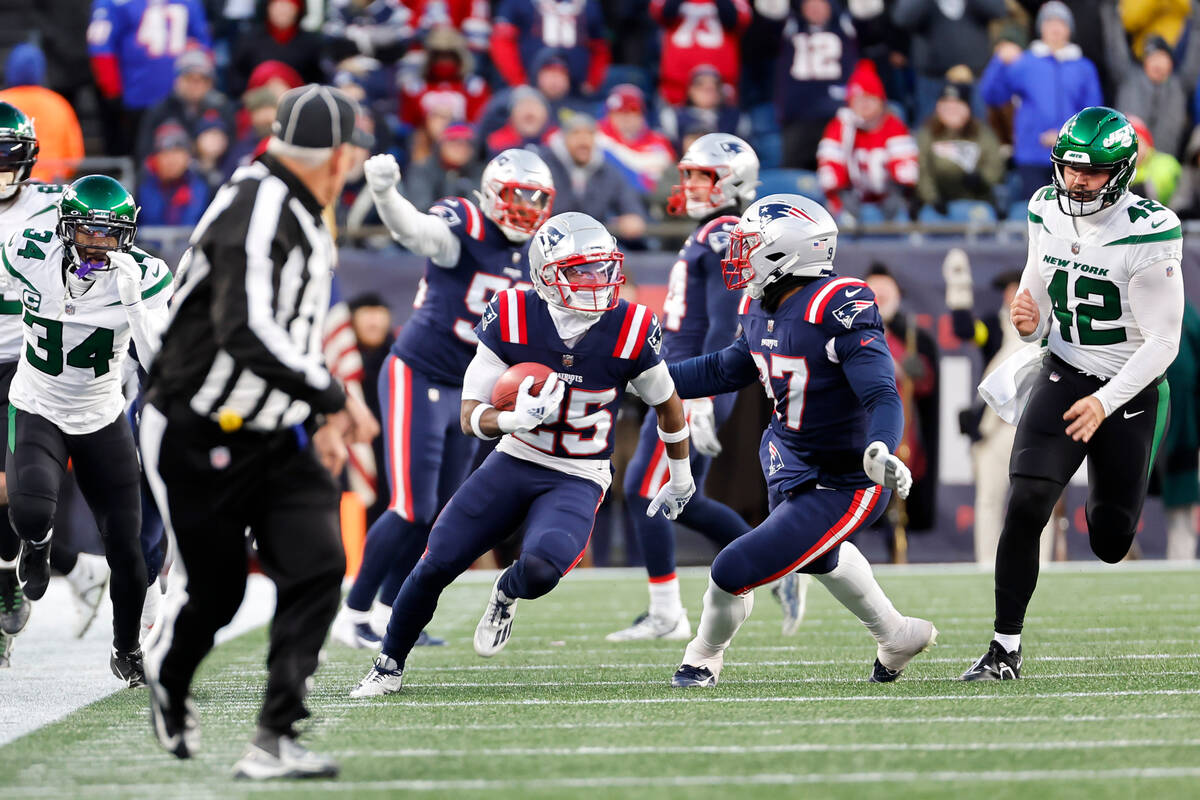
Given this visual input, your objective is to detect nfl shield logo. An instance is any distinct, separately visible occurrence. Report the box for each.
[64,303,75,315]
[767,319,775,332]
[562,354,574,367]
[1071,242,1080,255]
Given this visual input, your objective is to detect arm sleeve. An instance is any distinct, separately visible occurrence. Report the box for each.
[651,0,684,22]
[978,55,1011,107]
[629,361,676,406]
[1092,258,1184,416]
[371,186,462,267]
[490,20,527,87]
[1017,214,1051,342]
[126,260,173,369]
[87,0,122,99]
[832,333,905,452]
[462,343,510,404]
[186,0,211,47]
[714,0,751,30]
[667,334,760,398]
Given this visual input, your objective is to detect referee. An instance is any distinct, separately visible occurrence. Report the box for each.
[140,84,377,780]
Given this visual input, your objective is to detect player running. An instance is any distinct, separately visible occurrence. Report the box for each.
[961,107,1183,680]
[608,133,808,643]
[666,194,937,687]
[351,212,695,696]
[2,175,171,685]
[330,149,554,650]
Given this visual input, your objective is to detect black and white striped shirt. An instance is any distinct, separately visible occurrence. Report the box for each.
[146,155,346,431]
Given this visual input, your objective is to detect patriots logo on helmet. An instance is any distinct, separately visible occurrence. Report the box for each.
[539,224,566,250]
[832,299,875,329]
[720,140,745,154]
[757,201,819,226]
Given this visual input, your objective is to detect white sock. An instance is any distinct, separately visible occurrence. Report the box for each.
[993,632,1021,653]
[814,541,903,644]
[681,577,754,673]
[1166,507,1197,561]
[648,576,683,620]
[345,605,371,624]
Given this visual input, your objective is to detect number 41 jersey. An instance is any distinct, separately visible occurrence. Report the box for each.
[1027,185,1183,378]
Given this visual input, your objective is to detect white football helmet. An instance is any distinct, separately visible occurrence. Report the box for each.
[478,148,555,242]
[666,133,760,219]
[722,194,838,299]
[529,212,625,315]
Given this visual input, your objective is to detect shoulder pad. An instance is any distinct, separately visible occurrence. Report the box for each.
[696,215,740,255]
[737,294,752,315]
[429,196,486,241]
[803,277,878,333]
[611,302,661,360]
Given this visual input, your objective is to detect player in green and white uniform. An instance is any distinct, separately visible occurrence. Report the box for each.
[962,107,1183,680]
[2,174,172,685]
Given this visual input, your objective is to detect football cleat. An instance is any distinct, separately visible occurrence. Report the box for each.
[232,735,339,780]
[670,664,718,688]
[414,629,446,647]
[111,646,146,687]
[331,608,383,650]
[960,640,1023,681]
[148,677,200,759]
[605,610,691,642]
[0,567,31,634]
[771,572,810,636]
[871,616,938,682]
[349,654,404,698]
[17,539,51,601]
[66,552,109,638]
[473,574,517,657]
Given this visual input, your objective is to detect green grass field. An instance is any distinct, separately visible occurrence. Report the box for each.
[2,565,1199,799]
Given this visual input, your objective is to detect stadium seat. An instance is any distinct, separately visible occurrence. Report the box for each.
[917,204,949,223]
[946,200,997,223]
[747,104,783,170]
[756,168,824,202]
[1007,200,1029,221]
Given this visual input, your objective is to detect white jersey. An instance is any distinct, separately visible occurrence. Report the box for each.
[0,185,64,362]
[1,229,172,433]
[1026,185,1183,379]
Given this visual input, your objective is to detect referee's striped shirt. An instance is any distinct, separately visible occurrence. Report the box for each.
[146,154,346,431]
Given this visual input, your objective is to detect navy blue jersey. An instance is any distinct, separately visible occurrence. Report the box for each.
[661,215,742,363]
[392,197,532,386]
[476,289,663,464]
[670,275,903,493]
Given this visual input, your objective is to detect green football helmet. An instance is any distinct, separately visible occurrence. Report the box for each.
[0,101,38,200]
[1050,106,1138,216]
[56,175,139,278]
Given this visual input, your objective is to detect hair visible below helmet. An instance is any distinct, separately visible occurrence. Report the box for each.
[1050,106,1137,216]
[721,194,838,299]
[478,148,555,242]
[529,212,625,315]
[666,133,760,219]
[56,175,139,278]
[0,101,38,201]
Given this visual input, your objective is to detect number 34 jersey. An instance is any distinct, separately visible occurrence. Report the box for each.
[0,185,64,362]
[1,229,172,434]
[1027,185,1183,378]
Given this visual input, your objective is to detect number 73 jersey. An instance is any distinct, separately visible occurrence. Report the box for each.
[1,228,172,434]
[1027,186,1183,378]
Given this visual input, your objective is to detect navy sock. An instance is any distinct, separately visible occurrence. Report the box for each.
[346,512,428,612]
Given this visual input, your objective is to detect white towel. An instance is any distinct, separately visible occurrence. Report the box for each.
[978,344,1047,426]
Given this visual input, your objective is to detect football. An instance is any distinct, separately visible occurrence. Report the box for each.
[491,362,555,411]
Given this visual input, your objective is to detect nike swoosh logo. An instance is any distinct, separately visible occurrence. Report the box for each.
[845,288,862,297]
[1151,219,1167,229]
[1123,409,1145,419]
[860,336,876,346]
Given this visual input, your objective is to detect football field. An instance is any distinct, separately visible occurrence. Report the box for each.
[2,563,1199,799]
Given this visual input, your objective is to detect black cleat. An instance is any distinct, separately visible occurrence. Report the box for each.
[671,664,718,688]
[0,568,31,634]
[111,647,146,687]
[17,540,51,601]
[148,678,200,758]
[870,659,903,683]
[960,640,1022,681]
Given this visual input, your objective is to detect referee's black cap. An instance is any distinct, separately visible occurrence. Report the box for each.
[272,84,358,150]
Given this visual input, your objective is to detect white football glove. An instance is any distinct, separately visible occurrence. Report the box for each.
[109,251,143,307]
[364,153,402,195]
[498,375,565,434]
[863,440,913,499]
[647,476,696,521]
[684,397,722,457]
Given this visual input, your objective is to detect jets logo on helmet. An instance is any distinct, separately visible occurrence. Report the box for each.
[1101,124,1134,149]
[529,212,625,314]
[667,133,760,219]
[1050,106,1138,216]
[478,148,555,242]
[721,194,838,299]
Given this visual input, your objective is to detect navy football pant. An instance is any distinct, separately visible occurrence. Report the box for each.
[382,451,602,664]
[623,393,747,580]
[346,355,477,612]
[710,482,889,596]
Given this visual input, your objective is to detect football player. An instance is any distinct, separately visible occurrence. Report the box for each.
[609,133,808,643]
[351,212,695,696]
[330,149,555,650]
[961,107,1183,680]
[2,175,172,685]
[666,194,937,687]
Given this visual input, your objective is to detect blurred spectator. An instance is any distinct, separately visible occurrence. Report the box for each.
[1160,301,1200,560]
[596,83,675,194]
[476,50,591,145]
[87,0,211,154]
[485,85,555,156]
[1115,35,1188,159]
[651,0,751,106]
[231,0,325,96]
[491,0,609,93]
[399,26,490,127]
[221,61,300,176]
[324,0,415,65]
[137,51,234,172]
[1127,114,1181,204]
[915,74,1004,214]
[979,1,1102,201]
[403,122,484,211]
[405,0,493,54]
[1119,0,1191,59]
[333,70,393,157]
[1171,125,1200,218]
[136,122,210,226]
[768,0,859,171]
[892,0,1007,124]
[348,292,395,524]
[0,43,84,182]
[540,114,647,244]
[816,60,917,220]
[659,64,747,153]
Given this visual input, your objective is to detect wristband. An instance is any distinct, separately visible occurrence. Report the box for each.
[496,410,520,434]
[470,403,498,440]
[665,455,694,489]
[657,424,690,444]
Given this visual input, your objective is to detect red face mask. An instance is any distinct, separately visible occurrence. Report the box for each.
[540,252,626,312]
[720,229,762,290]
[491,182,555,235]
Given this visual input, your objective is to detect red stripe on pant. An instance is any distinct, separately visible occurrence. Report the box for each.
[649,572,677,584]
[563,494,605,575]
[387,358,416,522]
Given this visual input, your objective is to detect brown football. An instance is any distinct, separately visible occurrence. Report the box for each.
[491,362,556,411]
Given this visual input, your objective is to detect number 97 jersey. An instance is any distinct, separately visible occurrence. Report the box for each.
[1028,185,1183,379]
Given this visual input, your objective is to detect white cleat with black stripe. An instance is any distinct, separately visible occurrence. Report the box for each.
[474,574,517,657]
